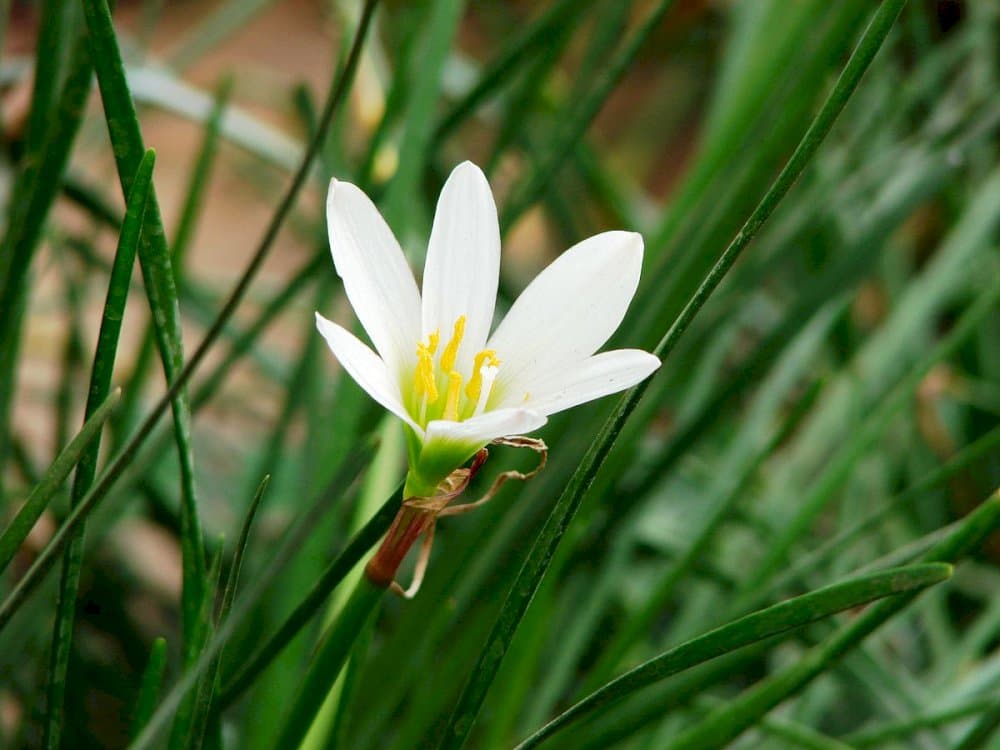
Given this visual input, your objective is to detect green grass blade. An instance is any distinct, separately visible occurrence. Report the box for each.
[127,445,373,750]
[380,0,466,238]
[0,388,120,574]
[513,563,951,750]
[168,542,224,750]
[0,21,92,492]
[216,483,403,709]
[499,0,676,229]
[171,75,233,278]
[186,476,270,750]
[115,74,231,459]
[43,149,157,750]
[23,0,70,155]
[661,489,1000,750]
[737,269,1000,608]
[131,637,169,740]
[845,697,998,747]
[762,423,1000,601]
[0,0,380,639]
[435,4,906,747]
[273,578,385,750]
[952,702,1000,750]
[80,0,207,664]
[431,0,592,146]
[586,380,822,686]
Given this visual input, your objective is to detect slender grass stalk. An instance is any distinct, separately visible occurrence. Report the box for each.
[185,477,270,749]
[0,389,120,574]
[273,577,386,749]
[513,564,952,750]
[217,483,403,708]
[499,0,676,229]
[81,0,208,663]
[661,489,1000,750]
[436,3,907,747]
[130,637,168,739]
[0,0,380,635]
[168,543,224,750]
[117,76,234,438]
[42,150,157,750]
[432,0,591,146]
[0,17,92,494]
[380,0,465,236]
[127,444,374,750]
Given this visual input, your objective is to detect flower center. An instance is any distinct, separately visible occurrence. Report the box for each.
[412,315,501,425]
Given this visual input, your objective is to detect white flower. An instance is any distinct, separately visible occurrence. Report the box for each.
[317,161,660,497]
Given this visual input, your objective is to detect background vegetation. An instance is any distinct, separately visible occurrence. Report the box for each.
[0,0,998,748]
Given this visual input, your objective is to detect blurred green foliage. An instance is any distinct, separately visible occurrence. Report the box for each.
[0,1,998,749]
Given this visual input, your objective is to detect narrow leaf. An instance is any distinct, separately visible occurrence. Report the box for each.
[186,476,270,750]
[216,483,403,708]
[0,0,378,639]
[43,149,157,750]
[0,19,93,490]
[380,0,465,235]
[661,489,1000,750]
[436,3,908,747]
[272,578,385,750]
[0,389,120,574]
[131,638,169,739]
[500,0,676,228]
[168,543,224,750]
[127,444,374,750]
[80,0,207,663]
[514,563,952,749]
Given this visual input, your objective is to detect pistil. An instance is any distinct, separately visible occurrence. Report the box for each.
[411,317,503,426]
[443,371,462,421]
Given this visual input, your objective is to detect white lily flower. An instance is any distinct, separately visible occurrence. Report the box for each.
[317,161,660,498]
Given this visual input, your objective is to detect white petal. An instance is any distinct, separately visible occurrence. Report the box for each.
[511,349,660,416]
[421,161,500,375]
[424,407,546,447]
[315,313,422,435]
[488,231,643,394]
[327,179,421,377]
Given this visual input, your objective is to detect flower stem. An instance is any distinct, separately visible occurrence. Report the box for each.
[275,577,385,750]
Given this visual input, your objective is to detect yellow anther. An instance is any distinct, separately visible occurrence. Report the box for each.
[426,330,440,354]
[465,349,501,403]
[415,343,439,403]
[440,316,466,372]
[443,371,462,421]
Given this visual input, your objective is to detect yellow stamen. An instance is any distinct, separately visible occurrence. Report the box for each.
[440,316,466,372]
[426,330,439,354]
[465,349,501,403]
[415,342,438,403]
[443,371,462,421]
